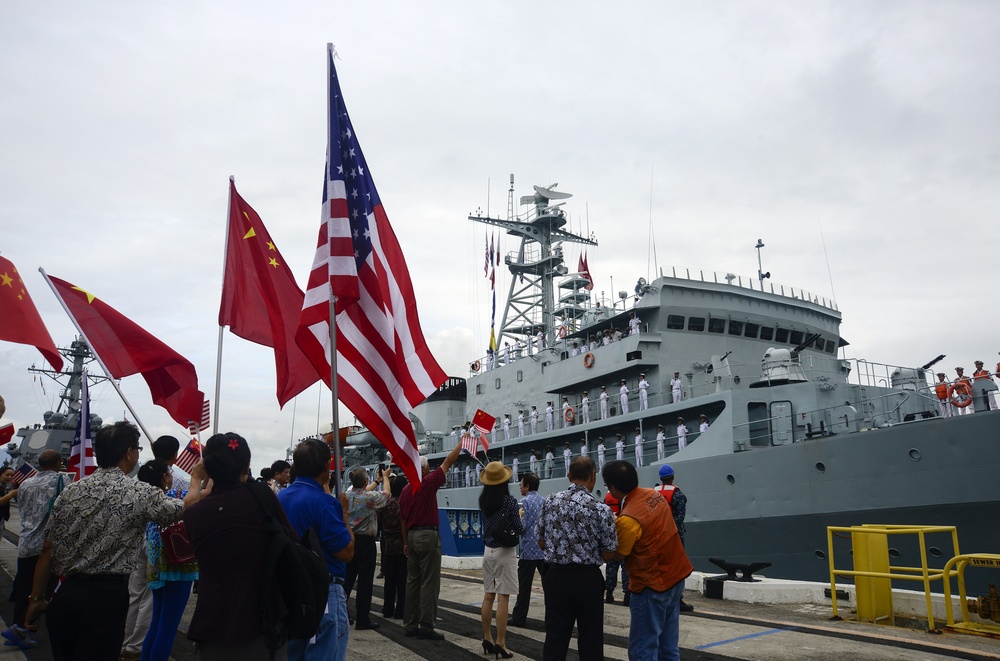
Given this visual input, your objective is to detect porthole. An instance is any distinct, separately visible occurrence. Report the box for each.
[815,462,826,473]
[928,547,943,558]
[888,548,901,559]
[908,449,921,462]
[726,474,735,485]
[815,550,826,559]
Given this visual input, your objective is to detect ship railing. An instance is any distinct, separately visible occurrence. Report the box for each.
[658,265,839,312]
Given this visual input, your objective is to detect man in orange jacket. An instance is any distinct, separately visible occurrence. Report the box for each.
[602,460,693,661]
[972,361,998,410]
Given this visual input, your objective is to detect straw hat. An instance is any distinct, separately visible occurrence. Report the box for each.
[480,461,512,486]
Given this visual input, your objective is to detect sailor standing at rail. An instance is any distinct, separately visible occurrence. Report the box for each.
[518,410,525,437]
[536,329,545,353]
[655,424,666,461]
[503,414,512,441]
[973,361,998,410]
[935,373,953,418]
[599,386,609,420]
[530,406,539,434]
[545,402,555,432]
[580,438,588,458]
[562,397,572,429]
[670,371,683,404]
[512,454,519,483]
[633,428,644,468]
[954,367,973,416]
[629,313,640,336]
[503,342,511,366]
[562,443,573,476]
[529,449,538,474]
[544,447,555,479]
[637,373,649,410]
[615,434,625,461]
[581,391,591,424]
[596,437,606,472]
[619,380,630,415]
[699,414,710,433]
[677,417,689,450]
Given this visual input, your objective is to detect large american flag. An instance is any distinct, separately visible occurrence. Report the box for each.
[67,369,96,481]
[296,46,446,489]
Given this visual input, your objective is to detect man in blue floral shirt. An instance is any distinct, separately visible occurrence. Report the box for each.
[509,472,544,627]
[535,457,617,661]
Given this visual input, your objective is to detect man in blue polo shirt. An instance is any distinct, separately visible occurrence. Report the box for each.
[278,439,354,661]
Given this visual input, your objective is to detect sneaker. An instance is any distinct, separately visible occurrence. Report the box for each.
[2,626,36,650]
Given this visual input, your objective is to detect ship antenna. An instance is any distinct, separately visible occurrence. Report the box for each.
[647,165,659,284]
[818,220,837,305]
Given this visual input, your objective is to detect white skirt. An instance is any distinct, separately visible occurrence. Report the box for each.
[482,545,518,595]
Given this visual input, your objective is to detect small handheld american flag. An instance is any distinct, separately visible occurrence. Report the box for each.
[175,426,202,475]
[9,463,37,487]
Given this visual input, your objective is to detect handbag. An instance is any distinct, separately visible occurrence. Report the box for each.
[498,527,520,548]
[160,521,196,564]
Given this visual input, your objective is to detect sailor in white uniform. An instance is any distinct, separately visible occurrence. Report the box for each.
[581,391,591,424]
[465,463,472,487]
[629,314,640,336]
[596,437,606,472]
[562,443,573,475]
[502,342,511,366]
[589,335,598,351]
[517,410,525,437]
[530,405,539,434]
[670,371,683,404]
[677,417,689,450]
[579,438,588,458]
[699,414,710,434]
[638,373,649,410]
[545,402,554,432]
[619,379,630,415]
[529,449,538,474]
[615,434,625,461]
[511,454,519,482]
[634,428,644,468]
[503,414,511,442]
[599,386,609,420]
[544,447,555,479]
[561,397,571,428]
[655,424,666,461]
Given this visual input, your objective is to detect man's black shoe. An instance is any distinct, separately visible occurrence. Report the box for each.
[508,618,526,627]
[356,622,381,630]
[622,592,631,607]
[404,629,419,637]
[679,600,694,612]
[605,590,615,604]
[417,630,445,641]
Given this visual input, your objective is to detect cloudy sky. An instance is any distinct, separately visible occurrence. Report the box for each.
[2,2,999,473]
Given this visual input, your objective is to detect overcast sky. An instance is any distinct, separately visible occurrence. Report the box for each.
[3,1,999,474]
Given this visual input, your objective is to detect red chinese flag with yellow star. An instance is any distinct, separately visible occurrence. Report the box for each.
[219,178,322,407]
[46,274,205,428]
[0,255,63,372]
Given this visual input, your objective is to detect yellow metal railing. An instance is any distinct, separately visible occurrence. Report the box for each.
[827,524,961,631]
[942,553,1000,636]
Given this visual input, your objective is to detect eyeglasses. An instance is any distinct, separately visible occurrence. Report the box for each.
[132,446,143,453]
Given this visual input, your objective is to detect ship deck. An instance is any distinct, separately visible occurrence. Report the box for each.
[3,507,999,660]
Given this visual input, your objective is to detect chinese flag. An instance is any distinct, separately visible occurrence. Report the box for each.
[219,179,321,407]
[0,424,14,447]
[46,274,205,428]
[0,256,63,372]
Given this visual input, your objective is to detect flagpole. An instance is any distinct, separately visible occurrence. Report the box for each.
[39,267,155,443]
[327,43,343,496]
[213,176,236,436]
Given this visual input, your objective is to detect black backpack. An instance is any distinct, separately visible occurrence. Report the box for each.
[247,482,331,652]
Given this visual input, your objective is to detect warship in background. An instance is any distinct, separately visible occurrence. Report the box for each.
[401,179,1000,594]
[8,339,107,467]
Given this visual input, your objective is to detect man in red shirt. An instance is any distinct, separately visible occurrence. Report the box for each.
[398,442,463,640]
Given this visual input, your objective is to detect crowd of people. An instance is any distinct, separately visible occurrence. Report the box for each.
[933,362,999,416]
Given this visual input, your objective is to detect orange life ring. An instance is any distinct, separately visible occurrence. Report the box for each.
[949,381,973,407]
[583,352,595,368]
[471,360,481,372]
[564,407,575,423]
[557,326,568,339]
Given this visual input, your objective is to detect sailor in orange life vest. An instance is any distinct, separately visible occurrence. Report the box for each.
[934,373,953,418]
[654,464,693,612]
[602,461,693,661]
[954,367,973,416]
[973,360,998,410]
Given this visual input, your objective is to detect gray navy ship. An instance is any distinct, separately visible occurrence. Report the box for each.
[397,180,1000,590]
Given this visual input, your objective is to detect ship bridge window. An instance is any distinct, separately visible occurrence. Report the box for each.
[744,323,759,338]
[687,317,705,332]
[790,330,804,345]
[825,339,837,354]
[728,320,743,336]
[811,335,823,350]
[666,315,685,330]
[759,326,774,341]
[708,318,726,334]
[775,327,789,343]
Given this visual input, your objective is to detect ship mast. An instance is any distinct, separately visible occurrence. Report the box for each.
[28,338,109,420]
[469,181,597,348]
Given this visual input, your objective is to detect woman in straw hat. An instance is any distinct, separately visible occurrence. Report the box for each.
[478,461,522,658]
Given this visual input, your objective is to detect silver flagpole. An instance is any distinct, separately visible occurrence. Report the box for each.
[213,176,235,436]
[39,267,155,443]
[327,43,343,496]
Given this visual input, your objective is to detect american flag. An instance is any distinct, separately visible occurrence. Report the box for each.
[175,434,202,475]
[199,399,210,432]
[8,463,37,487]
[459,432,487,457]
[67,369,96,481]
[296,45,446,489]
